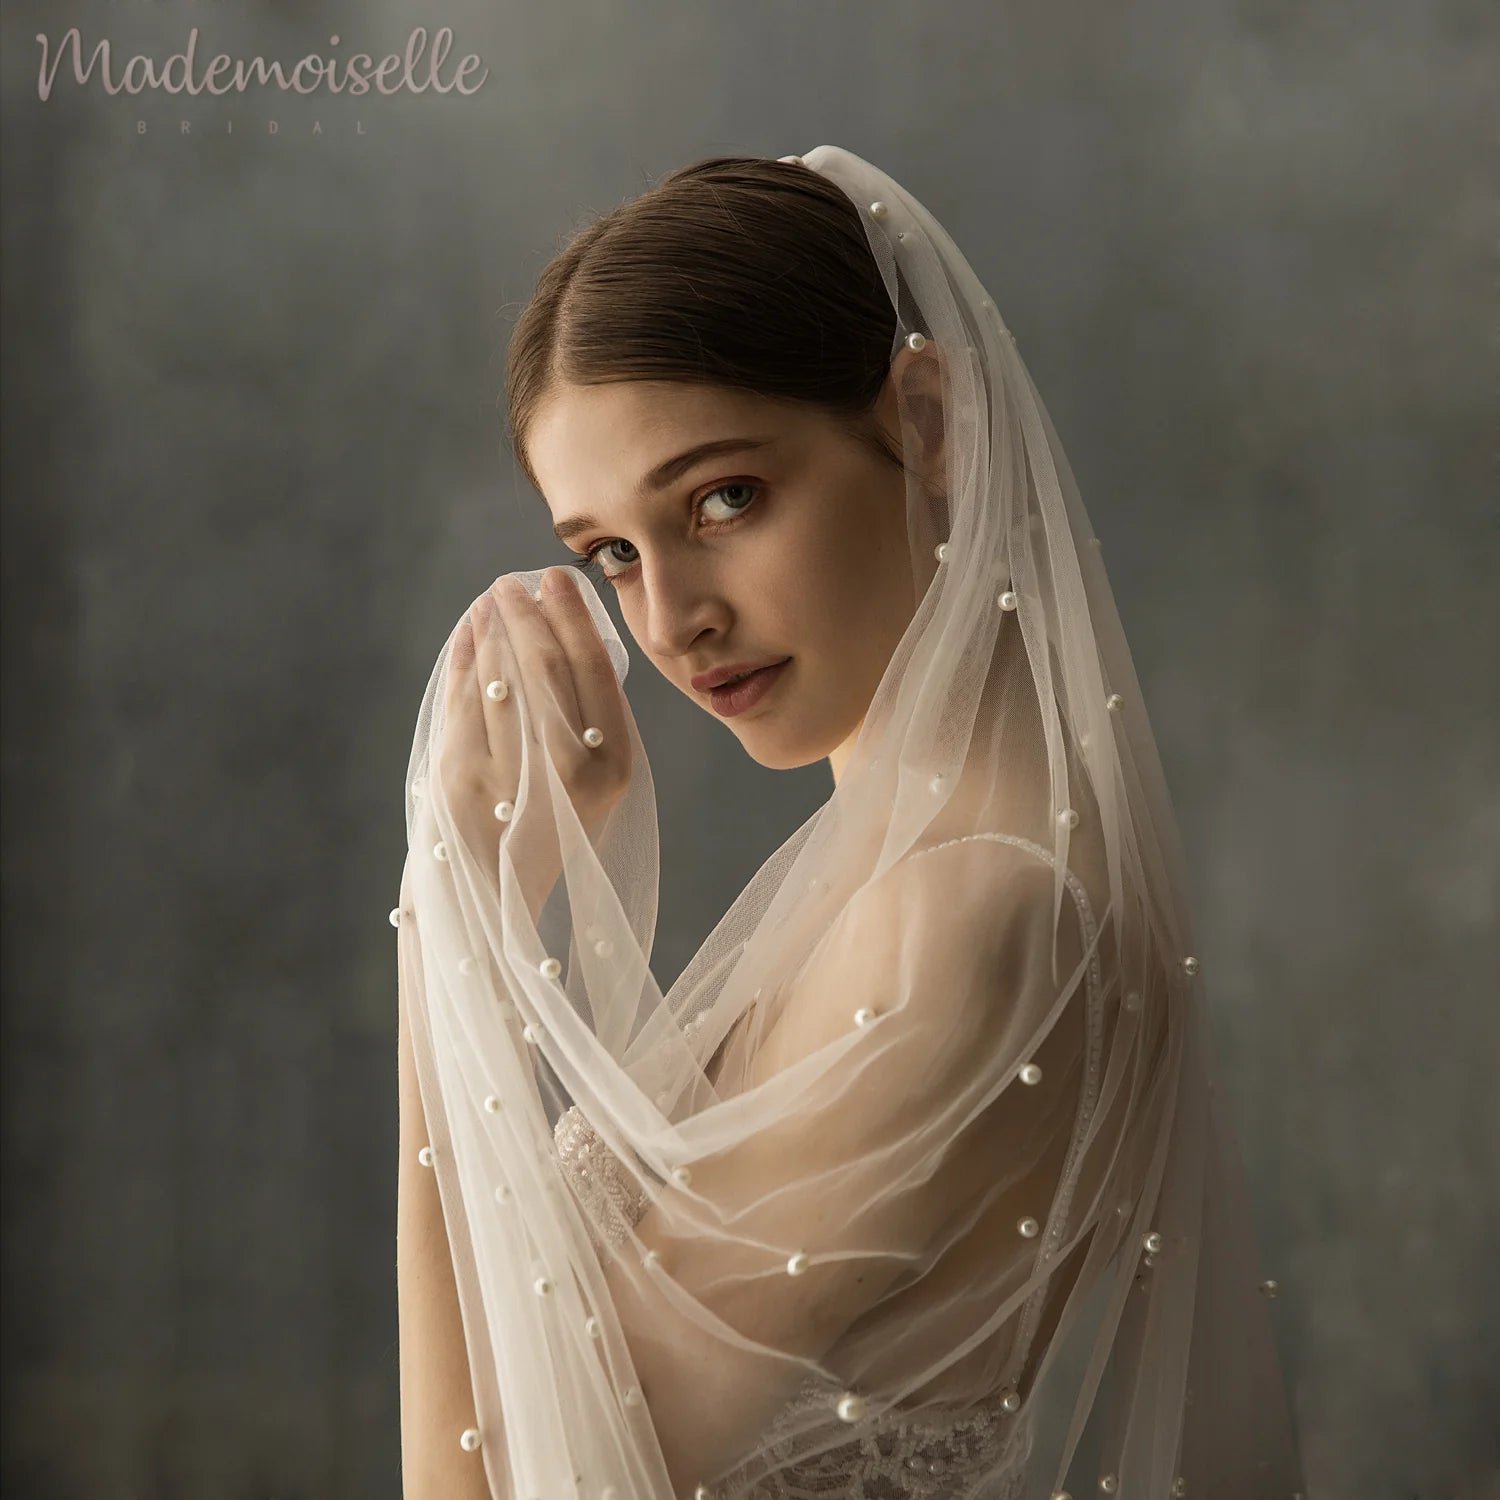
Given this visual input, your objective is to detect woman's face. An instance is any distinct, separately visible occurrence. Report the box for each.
[526,367,924,781]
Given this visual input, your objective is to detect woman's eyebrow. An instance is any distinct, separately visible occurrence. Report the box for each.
[551,436,775,544]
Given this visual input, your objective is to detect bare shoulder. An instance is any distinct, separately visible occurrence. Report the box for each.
[748,835,1068,1089]
[854,833,1063,963]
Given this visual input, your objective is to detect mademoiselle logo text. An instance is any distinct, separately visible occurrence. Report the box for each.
[33,26,490,102]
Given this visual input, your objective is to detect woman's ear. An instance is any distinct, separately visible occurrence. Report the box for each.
[881,342,948,500]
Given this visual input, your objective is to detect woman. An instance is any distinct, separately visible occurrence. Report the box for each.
[395,147,1305,1499]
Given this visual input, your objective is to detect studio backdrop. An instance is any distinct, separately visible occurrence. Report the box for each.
[2,4,1495,1499]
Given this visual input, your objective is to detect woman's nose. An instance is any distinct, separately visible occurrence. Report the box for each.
[637,557,729,659]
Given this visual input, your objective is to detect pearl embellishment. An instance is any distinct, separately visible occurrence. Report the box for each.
[1000,1388,1021,1413]
[1182,956,1200,976]
[522,1025,539,1044]
[906,332,927,352]
[1106,693,1123,712]
[418,1146,435,1167]
[1018,1217,1039,1238]
[934,542,948,561]
[495,1183,512,1203]
[433,841,448,861]
[836,1392,866,1422]
[854,1007,878,1028]
[1143,1230,1164,1255]
[460,1427,482,1452]
[458,956,476,976]
[1100,1476,1119,1495]
[869,200,888,219]
[1019,1063,1043,1085]
[495,800,514,821]
[583,726,604,747]
[1057,808,1079,829]
[643,1249,661,1269]
[389,907,403,927]
[534,1275,554,1297]
[1260,1279,1280,1298]
[672,1166,692,1187]
[1171,1479,1188,1497]
[539,956,562,979]
[787,1251,809,1275]
[484,1095,502,1114]
[998,590,1018,610]
[585,1314,601,1337]
[485,678,509,701]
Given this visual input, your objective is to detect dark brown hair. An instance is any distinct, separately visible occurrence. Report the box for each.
[503,155,905,494]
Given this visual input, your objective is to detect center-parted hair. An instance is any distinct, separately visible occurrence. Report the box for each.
[503,156,907,492]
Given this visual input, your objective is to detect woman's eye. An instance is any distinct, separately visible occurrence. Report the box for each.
[586,539,637,574]
[574,481,761,585]
[700,481,758,522]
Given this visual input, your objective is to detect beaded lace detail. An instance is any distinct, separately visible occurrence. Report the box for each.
[732,1378,1034,1499]
[551,833,1101,1498]
[554,1105,650,1252]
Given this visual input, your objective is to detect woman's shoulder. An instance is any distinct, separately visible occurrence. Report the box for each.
[842,832,1101,1026]
[813,833,1069,996]
[888,831,1064,914]
[901,831,1101,935]
[751,832,1082,1094]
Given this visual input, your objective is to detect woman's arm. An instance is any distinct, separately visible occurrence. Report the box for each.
[396,941,495,1500]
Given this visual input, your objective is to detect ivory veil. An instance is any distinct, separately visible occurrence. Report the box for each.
[394,145,1305,1499]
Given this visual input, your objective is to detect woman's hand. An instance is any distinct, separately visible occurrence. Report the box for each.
[437,567,631,920]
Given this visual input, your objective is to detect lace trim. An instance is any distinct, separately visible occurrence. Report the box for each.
[729,1376,1034,1498]
[554,1105,649,1252]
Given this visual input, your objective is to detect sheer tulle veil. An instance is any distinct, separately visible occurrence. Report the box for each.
[394,145,1306,1498]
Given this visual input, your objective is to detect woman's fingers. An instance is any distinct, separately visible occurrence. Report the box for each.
[440,571,627,843]
[534,568,629,750]
[491,575,583,740]
[442,614,491,765]
[532,569,633,831]
[470,590,522,765]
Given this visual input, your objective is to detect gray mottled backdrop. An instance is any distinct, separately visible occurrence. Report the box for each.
[2,2,1494,1497]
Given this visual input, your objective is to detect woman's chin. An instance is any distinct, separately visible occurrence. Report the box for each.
[725,721,844,773]
[687,672,850,771]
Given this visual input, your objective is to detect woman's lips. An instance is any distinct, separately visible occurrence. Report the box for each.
[709,658,790,717]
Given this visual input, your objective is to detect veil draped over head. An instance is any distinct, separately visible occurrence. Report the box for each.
[394,146,1305,1499]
